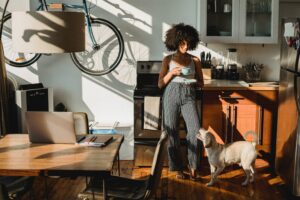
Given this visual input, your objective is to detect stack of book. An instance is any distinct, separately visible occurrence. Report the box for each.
[77,135,113,147]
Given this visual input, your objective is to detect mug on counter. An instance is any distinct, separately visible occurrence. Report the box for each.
[224,3,232,13]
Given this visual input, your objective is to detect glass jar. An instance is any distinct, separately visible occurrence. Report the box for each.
[226,48,239,80]
[226,48,237,69]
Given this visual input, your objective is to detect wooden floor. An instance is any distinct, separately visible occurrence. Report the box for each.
[19,159,299,200]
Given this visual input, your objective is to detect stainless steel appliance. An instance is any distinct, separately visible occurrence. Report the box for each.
[276,18,300,196]
[134,61,201,166]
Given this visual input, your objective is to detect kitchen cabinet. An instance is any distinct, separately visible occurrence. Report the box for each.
[198,0,279,43]
[202,90,259,144]
[201,89,278,163]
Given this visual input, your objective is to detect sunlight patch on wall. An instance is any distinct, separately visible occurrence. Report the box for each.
[162,22,172,57]
[81,75,133,124]
[96,0,152,34]
[6,64,39,83]
[162,22,171,42]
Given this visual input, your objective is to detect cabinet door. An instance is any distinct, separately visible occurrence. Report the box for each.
[232,104,259,142]
[199,0,239,43]
[203,90,261,144]
[256,90,278,153]
[202,91,229,144]
[219,91,258,143]
[239,0,279,43]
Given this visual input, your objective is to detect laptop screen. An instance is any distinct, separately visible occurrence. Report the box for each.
[25,112,77,144]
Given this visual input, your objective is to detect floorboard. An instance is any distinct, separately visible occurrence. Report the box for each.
[18,159,299,200]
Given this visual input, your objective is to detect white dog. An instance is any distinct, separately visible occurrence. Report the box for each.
[197,128,257,186]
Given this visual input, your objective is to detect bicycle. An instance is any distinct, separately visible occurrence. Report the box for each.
[1,0,124,76]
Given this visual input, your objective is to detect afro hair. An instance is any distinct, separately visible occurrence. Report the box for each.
[164,23,200,51]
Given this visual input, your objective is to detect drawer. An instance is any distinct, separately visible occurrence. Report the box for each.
[203,90,257,105]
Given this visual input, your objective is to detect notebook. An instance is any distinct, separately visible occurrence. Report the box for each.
[78,135,113,147]
[25,111,81,144]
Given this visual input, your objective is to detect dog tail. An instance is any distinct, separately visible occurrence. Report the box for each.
[243,130,258,147]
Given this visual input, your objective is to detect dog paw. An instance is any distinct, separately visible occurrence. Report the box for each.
[241,181,249,186]
[206,182,214,186]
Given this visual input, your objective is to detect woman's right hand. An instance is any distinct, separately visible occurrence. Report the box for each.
[169,66,183,76]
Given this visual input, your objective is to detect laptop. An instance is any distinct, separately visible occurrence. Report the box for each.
[25,111,83,144]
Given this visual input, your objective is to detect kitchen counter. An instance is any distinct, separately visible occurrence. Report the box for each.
[202,80,279,91]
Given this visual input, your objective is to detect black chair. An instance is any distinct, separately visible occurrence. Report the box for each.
[78,131,168,200]
[0,176,34,200]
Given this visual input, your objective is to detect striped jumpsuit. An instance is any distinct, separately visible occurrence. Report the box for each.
[163,56,201,171]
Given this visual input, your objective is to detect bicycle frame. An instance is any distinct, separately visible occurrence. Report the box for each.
[38,0,98,48]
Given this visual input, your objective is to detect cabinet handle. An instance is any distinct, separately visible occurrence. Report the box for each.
[219,95,245,100]
[231,105,237,143]
[225,104,230,143]
[257,106,263,145]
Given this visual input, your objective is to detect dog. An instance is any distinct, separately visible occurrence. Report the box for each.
[197,128,257,186]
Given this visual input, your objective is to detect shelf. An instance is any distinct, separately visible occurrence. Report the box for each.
[207,11,232,15]
[246,11,271,14]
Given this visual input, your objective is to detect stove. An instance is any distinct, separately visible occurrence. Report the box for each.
[134,61,163,97]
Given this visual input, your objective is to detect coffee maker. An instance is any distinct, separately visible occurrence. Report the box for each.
[226,48,239,80]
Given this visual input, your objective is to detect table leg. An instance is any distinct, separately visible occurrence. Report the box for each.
[44,177,49,200]
[103,178,107,200]
[117,153,120,176]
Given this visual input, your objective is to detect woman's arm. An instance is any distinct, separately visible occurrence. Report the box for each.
[193,56,204,88]
[158,56,182,88]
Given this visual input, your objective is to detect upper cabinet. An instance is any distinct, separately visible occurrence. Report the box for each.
[199,0,279,44]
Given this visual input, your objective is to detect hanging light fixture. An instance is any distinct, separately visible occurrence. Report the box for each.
[12,11,85,53]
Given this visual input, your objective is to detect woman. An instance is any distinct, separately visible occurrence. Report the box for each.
[158,23,204,180]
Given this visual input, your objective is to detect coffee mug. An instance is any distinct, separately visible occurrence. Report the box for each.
[181,67,191,75]
[224,4,232,13]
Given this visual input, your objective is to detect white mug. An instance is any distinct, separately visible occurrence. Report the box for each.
[224,4,232,13]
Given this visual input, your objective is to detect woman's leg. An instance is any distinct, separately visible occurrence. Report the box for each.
[163,83,183,172]
[181,91,201,176]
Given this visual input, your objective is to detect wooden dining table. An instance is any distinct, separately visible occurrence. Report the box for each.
[0,134,124,199]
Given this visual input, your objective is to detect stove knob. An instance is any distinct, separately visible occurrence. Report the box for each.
[141,65,145,70]
[147,65,151,70]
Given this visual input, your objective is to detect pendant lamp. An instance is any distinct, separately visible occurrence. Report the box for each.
[12,11,85,53]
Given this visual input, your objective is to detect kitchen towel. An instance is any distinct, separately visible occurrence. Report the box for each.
[144,96,161,130]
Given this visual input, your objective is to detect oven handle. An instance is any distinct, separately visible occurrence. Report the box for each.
[135,139,186,146]
[134,96,145,100]
[135,140,158,146]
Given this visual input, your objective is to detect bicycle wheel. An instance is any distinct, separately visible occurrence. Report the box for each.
[70,18,124,76]
[1,13,41,67]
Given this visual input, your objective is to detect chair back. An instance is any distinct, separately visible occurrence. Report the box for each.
[73,112,89,135]
[0,176,34,200]
[143,131,168,199]
[0,184,8,200]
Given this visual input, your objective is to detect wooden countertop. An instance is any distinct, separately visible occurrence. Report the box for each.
[202,80,279,91]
